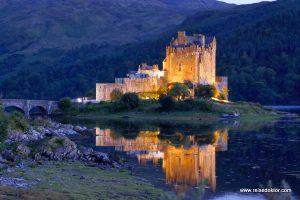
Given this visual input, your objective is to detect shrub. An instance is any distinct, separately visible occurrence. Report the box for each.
[168,83,190,100]
[110,93,140,112]
[159,94,175,111]
[138,92,159,100]
[120,93,140,109]
[110,101,127,112]
[176,99,213,112]
[82,102,98,112]
[31,117,49,127]
[59,97,72,111]
[110,89,123,102]
[195,84,217,98]
[157,85,168,95]
[175,99,193,111]
[184,80,193,89]
[219,86,229,100]
[0,112,8,141]
[8,112,30,131]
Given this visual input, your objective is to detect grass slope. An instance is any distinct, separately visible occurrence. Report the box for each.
[69,100,280,125]
[0,161,164,200]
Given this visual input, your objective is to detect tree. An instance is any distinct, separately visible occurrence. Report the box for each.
[85,89,96,98]
[120,93,140,109]
[184,80,193,89]
[220,86,229,100]
[159,94,175,111]
[195,84,216,98]
[157,85,168,95]
[168,83,190,100]
[110,89,123,102]
[59,97,72,111]
[0,98,8,141]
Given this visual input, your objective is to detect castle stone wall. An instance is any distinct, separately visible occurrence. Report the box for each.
[164,46,198,83]
[198,41,216,85]
[96,83,125,102]
[96,78,164,101]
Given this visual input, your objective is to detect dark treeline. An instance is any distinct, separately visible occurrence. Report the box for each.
[0,0,299,104]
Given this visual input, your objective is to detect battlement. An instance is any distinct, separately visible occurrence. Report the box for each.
[170,31,215,49]
[116,77,162,84]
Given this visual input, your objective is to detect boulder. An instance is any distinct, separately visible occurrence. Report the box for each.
[93,152,111,164]
[33,153,42,162]
[3,121,118,168]
[52,128,77,136]
[39,137,78,161]
[16,144,31,157]
[2,150,15,162]
[0,163,8,170]
[81,147,94,156]
[7,130,43,143]
[74,126,88,132]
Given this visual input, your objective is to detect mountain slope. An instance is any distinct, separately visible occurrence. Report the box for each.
[0,0,299,105]
[103,0,300,104]
[0,0,232,57]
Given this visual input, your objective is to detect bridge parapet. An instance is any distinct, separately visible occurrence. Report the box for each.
[2,99,59,117]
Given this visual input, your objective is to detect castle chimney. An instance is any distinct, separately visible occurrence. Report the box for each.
[177,31,187,45]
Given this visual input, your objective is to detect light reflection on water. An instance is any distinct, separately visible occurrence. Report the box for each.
[57,116,300,200]
[96,128,227,194]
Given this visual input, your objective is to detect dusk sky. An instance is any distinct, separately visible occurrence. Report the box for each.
[220,0,275,4]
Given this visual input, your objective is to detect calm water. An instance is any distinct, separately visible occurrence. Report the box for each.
[56,116,300,200]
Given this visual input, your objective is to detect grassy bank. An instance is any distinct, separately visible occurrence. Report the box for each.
[67,99,280,124]
[0,161,164,200]
[0,106,166,200]
[0,110,50,142]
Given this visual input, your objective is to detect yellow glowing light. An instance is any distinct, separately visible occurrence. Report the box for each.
[211,97,230,103]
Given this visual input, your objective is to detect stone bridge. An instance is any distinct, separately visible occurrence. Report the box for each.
[2,99,59,117]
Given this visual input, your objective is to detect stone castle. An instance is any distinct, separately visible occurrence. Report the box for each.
[96,31,228,101]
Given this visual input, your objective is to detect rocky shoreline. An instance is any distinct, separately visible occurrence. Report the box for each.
[0,121,120,188]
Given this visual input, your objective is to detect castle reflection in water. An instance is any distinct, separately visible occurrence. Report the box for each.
[96,128,228,193]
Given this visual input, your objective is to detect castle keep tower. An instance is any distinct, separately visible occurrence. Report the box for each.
[163,31,216,85]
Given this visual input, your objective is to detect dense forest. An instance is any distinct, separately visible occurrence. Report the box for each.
[0,0,299,104]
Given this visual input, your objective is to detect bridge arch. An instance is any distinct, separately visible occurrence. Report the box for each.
[29,106,48,115]
[3,106,26,114]
[2,99,59,117]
